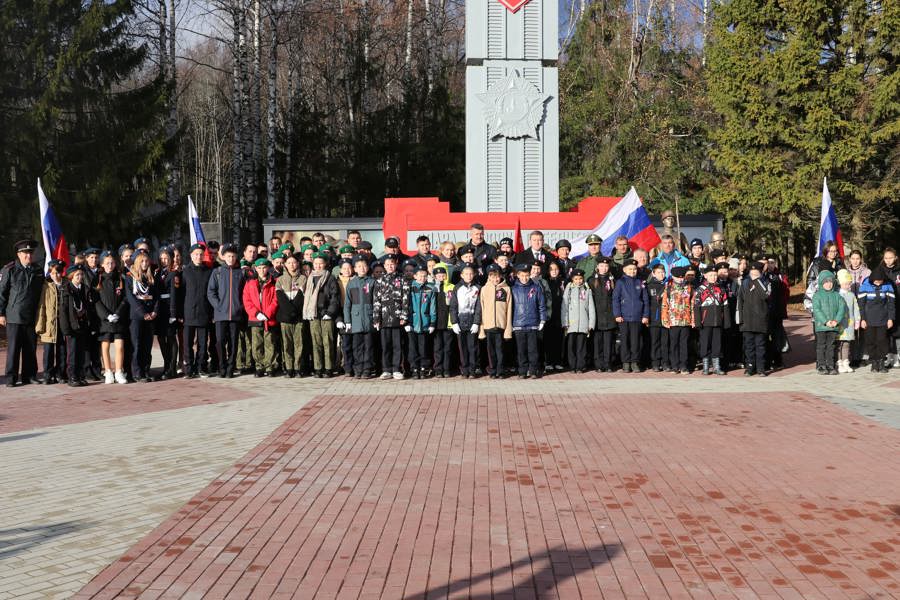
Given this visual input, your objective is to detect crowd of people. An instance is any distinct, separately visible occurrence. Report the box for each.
[1,224,897,388]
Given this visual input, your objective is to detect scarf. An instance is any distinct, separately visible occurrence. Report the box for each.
[302,271,328,320]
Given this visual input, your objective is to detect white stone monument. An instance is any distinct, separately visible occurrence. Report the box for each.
[465,0,559,213]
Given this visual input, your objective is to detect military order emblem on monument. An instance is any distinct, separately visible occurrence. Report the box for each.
[478,71,550,140]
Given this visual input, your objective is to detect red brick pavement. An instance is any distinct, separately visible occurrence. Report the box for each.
[0,378,254,434]
[77,391,900,600]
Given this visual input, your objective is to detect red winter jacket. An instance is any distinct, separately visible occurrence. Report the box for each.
[243,276,278,330]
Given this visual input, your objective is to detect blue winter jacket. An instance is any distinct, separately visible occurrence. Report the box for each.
[207,264,247,322]
[612,274,650,322]
[858,278,896,327]
[511,278,546,330]
[409,281,438,332]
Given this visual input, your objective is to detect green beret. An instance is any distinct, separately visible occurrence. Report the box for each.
[300,243,317,253]
[311,252,327,260]
[277,242,294,255]
[253,258,272,268]
[339,245,354,254]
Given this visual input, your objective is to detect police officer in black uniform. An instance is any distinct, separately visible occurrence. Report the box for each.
[0,240,45,386]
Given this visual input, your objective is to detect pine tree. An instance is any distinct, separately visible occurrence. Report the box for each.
[0,0,168,251]
[706,0,899,252]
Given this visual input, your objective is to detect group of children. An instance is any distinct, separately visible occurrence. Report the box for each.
[6,231,898,387]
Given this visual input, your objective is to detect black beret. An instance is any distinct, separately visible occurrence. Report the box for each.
[598,257,612,265]
[486,264,501,274]
[514,262,531,272]
[352,254,369,264]
[358,241,373,250]
[749,261,765,272]
[433,266,447,275]
[571,268,585,278]
[458,245,476,256]
[47,258,66,270]
[703,265,717,274]
[622,258,638,267]
[715,262,730,271]
[385,237,400,249]
[671,266,688,277]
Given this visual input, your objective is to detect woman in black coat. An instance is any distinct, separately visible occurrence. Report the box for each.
[94,252,129,384]
[125,250,159,382]
[60,266,92,387]
[805,241,844,288]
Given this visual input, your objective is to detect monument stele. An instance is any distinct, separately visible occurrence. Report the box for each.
[465,0,559,213]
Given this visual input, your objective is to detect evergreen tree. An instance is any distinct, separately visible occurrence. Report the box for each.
[558,1,716,214]
[0,0,168,251]
[706,0,899,252]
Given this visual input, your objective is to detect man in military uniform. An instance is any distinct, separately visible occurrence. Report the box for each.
[0,240,45,386]
[576,234,604,276]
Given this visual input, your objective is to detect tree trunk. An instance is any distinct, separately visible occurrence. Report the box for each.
[231,1,244,243]
[266,8,278,218]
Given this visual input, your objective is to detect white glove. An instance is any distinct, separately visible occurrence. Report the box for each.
[404,325,412,333]
[336,321,344,330]
[428,327,435,334]
[538,321,545,331]
[451,324,460,334]
[169,317,176,324]
[322,314,332,320]
[256,312,266,321]
[374,323,381,331]
[470,324,479,334]
[107,314,118,323]
[344,323,352,333]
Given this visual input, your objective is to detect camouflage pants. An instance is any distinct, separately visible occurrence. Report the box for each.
[236,323,253,370]
[250,326,277,372]
[281,322,306,371]
[309,319,335,372]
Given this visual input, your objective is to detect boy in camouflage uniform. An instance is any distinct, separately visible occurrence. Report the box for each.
[373,255,410,380]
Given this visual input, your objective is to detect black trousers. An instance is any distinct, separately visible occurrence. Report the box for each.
[815,331,837,369]
[407,331,431,370]
[699,326,723,359]
[380,327,403,373]
[649,326,668,368]
[157,325,180,376]
[592,329,616,370]
[668,326,690,370]
[865,326,888,364]
[544,322,564,367]
[65,333,85,381]
[341,332,354,373]
[566,332,588,371]
[618,321,642,364]
[484,329,504,375]
[352,331,374,374]
[742,331,767,372]
[515,330,540,375]
[129,319,154,379]
[184,325,208,375]
[83,331,101,374]
[5,322,38,381]
[457,330,479,375]
[43,339,66,379]
[433,330,454,374]
[215,320,239,375]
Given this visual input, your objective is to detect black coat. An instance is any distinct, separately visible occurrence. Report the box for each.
[275,277,305,323]
[514,249,551,275]
[737,278,770,333]
[182,263,212,326]
[588,274,617,331]
[646,278,666,326]
[125,273,160,321]
[94,271,129,334]
[59,281,91,336]
[0,261,44,325]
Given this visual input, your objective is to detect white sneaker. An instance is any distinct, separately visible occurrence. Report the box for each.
[393,371,405,380]
[114,371,128,384]
[379,371,392,380]
[890,354,900,368]
[554,364,565,371]
[104,370,115,385]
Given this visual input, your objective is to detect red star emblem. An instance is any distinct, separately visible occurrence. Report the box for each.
[498,0,530,12]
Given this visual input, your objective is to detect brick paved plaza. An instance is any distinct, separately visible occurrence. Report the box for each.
[2,316,899,600]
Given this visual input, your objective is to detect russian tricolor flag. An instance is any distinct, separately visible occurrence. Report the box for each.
[816,178,844,258]
[38,179,69,273]
[571,187,661,257]
[188,195,206,245]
